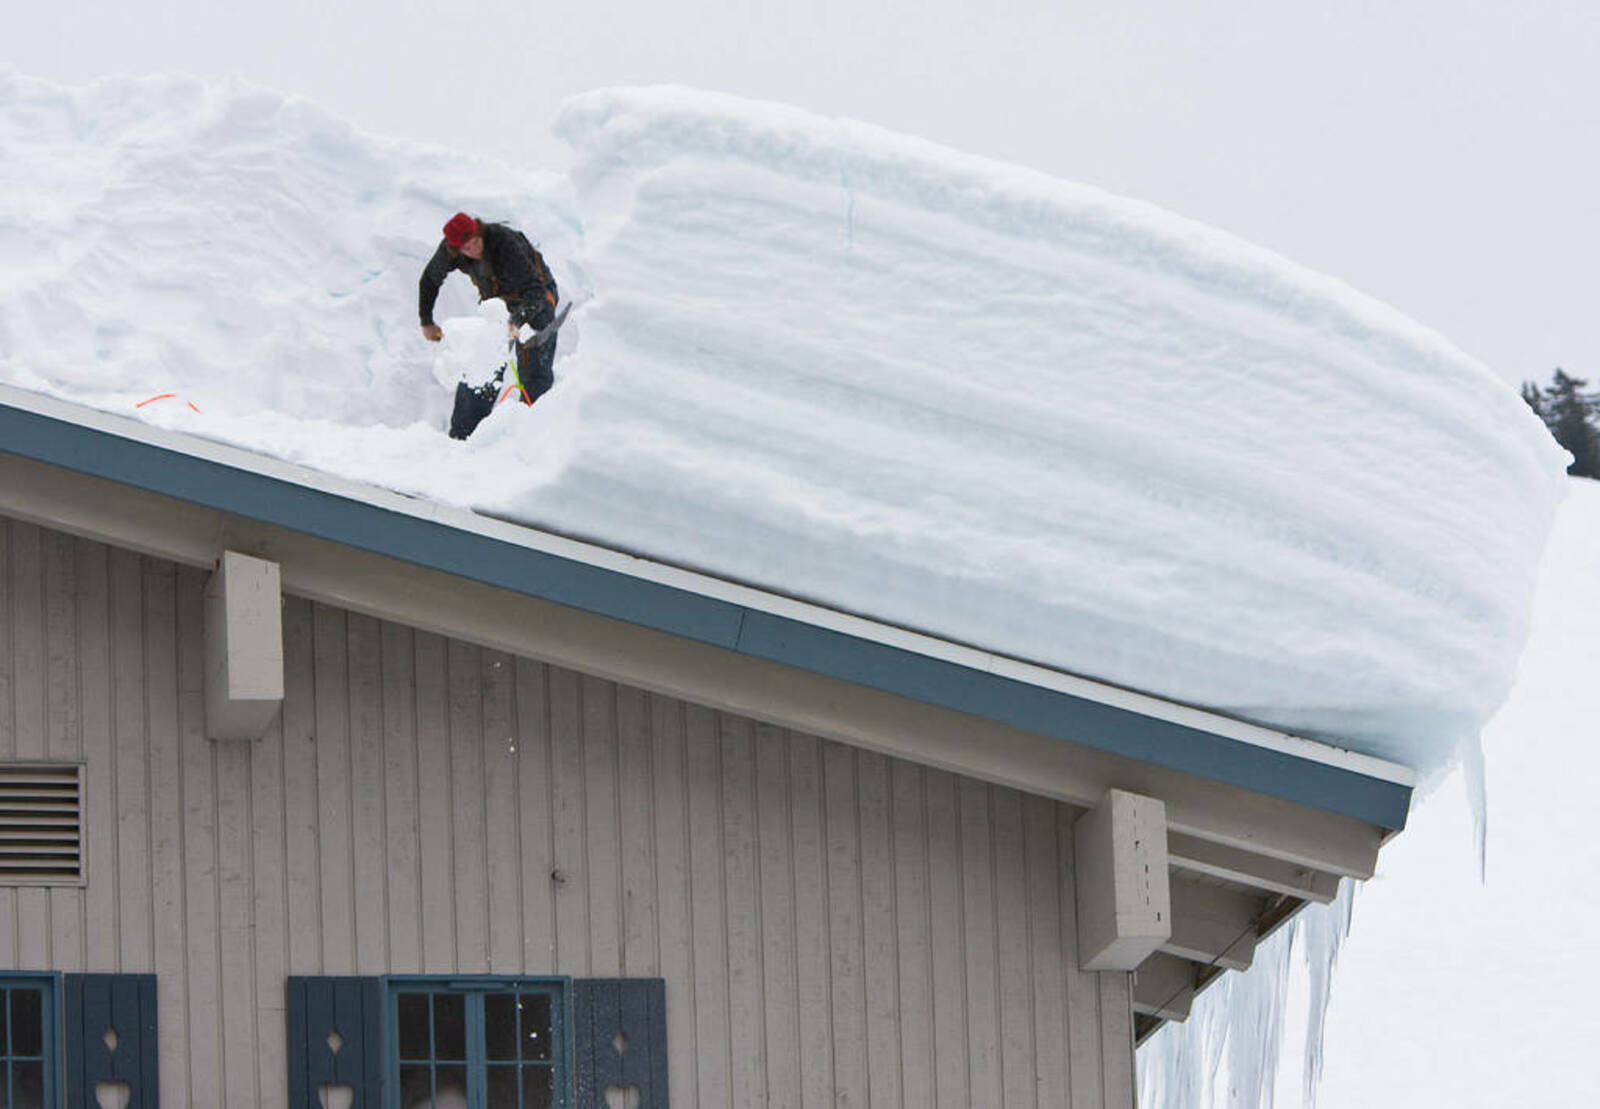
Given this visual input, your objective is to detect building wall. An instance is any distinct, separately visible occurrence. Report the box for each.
[0,516,1136,1107]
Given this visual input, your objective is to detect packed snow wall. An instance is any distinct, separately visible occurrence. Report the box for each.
[0,73,1569,776]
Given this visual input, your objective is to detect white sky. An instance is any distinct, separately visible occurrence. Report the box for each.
[12,1,1598,387]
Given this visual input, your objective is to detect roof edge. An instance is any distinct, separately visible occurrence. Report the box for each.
[0,385,1416,823]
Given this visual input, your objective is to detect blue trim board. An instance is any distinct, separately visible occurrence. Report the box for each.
[0,401,1410,831]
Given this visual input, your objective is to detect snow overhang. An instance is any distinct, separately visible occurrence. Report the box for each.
[0,385,1413,835]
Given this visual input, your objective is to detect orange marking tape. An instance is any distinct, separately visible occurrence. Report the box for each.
[135,393,203,414]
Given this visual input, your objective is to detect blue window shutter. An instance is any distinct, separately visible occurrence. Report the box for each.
[286,976,383,1107]
[63,973,158,1109]
[571,978,668,1107]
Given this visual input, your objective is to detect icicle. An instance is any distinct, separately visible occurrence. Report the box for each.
[1139,880,1359,1109]
[1460,734,1489,879]
[1298,880,1355,1108]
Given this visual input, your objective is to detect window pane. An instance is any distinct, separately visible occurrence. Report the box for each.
[484,993,517,1060]
[398,1064,434,1108]
[397,993,431,1061]
[0,990,7,1054]
[522,1065,554,1109]
[11,1061,40,1109]
[434,1065,467,1107]
[485,1064,519,1108]
[432,994,466,1060]
[8,992,40,1057]
[519,993,552,1061]
[0,1060,8,1109]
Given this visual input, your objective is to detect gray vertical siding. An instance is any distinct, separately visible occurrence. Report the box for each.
[0,517,1136,1108]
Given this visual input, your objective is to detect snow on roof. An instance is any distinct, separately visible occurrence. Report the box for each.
[0,72,1567,780]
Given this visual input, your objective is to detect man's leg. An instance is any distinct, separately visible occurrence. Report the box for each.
[510,300,557,404]
[516,338,555,403]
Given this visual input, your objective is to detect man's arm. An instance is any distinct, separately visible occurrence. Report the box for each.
[418,241,456,333]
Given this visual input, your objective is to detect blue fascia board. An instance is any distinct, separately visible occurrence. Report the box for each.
[0,401,1411,831]
[736,612,1411,829]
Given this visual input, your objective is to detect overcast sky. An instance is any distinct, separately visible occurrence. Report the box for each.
[14,2,1597,386]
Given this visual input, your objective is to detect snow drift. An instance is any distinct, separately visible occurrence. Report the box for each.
[0,72,1568,776]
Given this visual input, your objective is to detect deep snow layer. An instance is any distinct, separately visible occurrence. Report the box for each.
[0,73,1569,774]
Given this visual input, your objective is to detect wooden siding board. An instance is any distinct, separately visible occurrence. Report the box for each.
[755,723,800,1109]
[12,523,48,969]
[994,787,1036,1108]
[109,546,152,972]
[46,531,84,971]
[514,658,556,975]
[481,648,522,975]
[78,539,117,969]
[721,715,766,1108]
[9,523,43,765]
[312,603,355,972]
[925,768,968,1109]
[787,732,833,1109]
[1100,971,1136,1108]
[0,520,12,763]
[346,612,389,975]
[648,693,695,1109]
[143,557,189,1105]
[858,749,901,1109]
[892,758,935,1109]
[380,621,422,973]
[217,737,257,1109]
[549,665,588,975]
[412,630,454,974]
[823,741,867,1109]
[251,683,290,1107]
[44,534,82,968]
[1024,794,1069,1108]
[616,684,657,978]
[685,702,730,1109]
[446,638,488,972]
[178,565,223,1102]
[0,523,12,965]
[582,674,621,978]
[1061,808,1105,1108]
[960,777,1002,1107]
[280,596,322,975]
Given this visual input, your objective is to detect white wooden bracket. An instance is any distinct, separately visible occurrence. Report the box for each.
[204,551,284,741]
[1075,788,1172,971]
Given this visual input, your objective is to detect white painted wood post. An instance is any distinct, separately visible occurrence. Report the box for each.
[204,551,284,741]
[1074,788,1171,971]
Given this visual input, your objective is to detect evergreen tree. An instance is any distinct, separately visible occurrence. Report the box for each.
[1522,368,1600,479]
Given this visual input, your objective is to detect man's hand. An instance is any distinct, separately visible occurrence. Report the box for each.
[421,324,443,342]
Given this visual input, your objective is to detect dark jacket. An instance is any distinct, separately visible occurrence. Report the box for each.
[418,221,558,327]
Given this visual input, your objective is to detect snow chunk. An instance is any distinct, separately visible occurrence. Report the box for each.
[542,86,1567,774]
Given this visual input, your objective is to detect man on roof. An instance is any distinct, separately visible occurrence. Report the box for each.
[419,212,562,438]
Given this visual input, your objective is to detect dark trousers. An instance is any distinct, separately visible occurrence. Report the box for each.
[510,297,557,402]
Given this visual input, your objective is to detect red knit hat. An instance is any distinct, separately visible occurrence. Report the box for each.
[442,212,478,248]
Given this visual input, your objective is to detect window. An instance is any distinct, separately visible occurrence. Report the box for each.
[0,975,56,1109]
[386,979,566,1109]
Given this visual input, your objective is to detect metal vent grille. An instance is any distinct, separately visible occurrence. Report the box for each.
[0,764,83,885]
